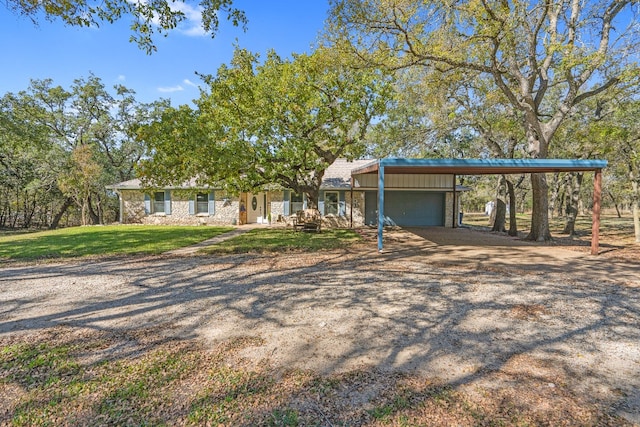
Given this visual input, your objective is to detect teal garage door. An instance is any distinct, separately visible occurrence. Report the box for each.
[365,191,445,226]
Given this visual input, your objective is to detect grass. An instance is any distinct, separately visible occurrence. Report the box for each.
[0,225,234,261]
[462,211,638,245]
[202,228,361,254]
[1,328,627,426]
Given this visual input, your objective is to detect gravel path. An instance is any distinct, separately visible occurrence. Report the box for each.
[1,228,639,422]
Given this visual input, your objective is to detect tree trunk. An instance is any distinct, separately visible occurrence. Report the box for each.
[506,178,518,236]
[562,172,583,236]
[11,187,19,228]
[304,189,319,210]
[22,191,36,228]
[81,196,89,226]
[526,173,552,241]
[626,161,640,244]
[49,197,74,230]
[87,195,100,225]
[606,190,622,218]
[491,175,507,232]
[633,202,640,244]
[549,173,561,220]
[632,178,640,244]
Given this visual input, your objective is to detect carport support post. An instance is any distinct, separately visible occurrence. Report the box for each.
[350,177,354,228]
[377,163,385,252]
[591,168,602,255]
[452,174,457,228]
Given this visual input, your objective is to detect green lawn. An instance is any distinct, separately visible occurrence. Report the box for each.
[0,225,233,261]
[203,228,361,254]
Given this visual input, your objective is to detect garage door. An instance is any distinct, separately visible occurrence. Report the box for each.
[365,191,445,226]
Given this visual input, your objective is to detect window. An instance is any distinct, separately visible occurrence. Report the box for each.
[153,192,165,214]
[291,193,304,213]
[324,191,339,216]
[196,192,209,214]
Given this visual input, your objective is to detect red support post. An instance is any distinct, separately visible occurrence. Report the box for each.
[591,169,602,255]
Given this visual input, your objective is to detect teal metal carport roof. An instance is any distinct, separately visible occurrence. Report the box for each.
[351,158,608,254]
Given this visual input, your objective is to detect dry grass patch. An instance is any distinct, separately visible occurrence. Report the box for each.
[1,326,632,426]
[509,303,549,320]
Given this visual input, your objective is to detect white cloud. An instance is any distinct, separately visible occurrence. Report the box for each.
[157,85,184,93]
[128,0,206,36]
[117,75,126,81]
[183,79,198,88]
[182,24,207,37]
[171,2,206,36]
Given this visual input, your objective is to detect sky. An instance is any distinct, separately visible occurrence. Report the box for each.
[0,1,330,106]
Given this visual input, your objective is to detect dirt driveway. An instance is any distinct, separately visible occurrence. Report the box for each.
[1,227,639,423]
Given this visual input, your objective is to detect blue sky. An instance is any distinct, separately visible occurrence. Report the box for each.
[0,1,329,106]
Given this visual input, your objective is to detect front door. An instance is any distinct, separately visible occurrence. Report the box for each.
[247,192,265,223]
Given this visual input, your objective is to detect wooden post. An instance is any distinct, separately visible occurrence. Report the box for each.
[591,169,602,255]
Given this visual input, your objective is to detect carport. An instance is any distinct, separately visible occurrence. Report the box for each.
[351,158,608,255]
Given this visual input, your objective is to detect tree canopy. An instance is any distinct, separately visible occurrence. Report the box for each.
[4,0,246,53]
[138,47,391,206]
[0,75,166,227]
[328,0,640,241]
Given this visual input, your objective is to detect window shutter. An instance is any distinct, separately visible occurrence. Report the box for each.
[188,198,195,215]
[164,190,171,215]
[283,190,290,216]
[208,191,215,215]
[144,194,151,214]
[339,191,346,217]
[318,190,325,215]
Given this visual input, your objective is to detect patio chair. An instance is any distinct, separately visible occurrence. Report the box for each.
[293,209,322,232]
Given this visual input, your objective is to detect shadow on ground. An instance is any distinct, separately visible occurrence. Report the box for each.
[1,226,639,424]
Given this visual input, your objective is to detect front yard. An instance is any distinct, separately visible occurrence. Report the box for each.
[0,225,233,261]
[1,220,639,425]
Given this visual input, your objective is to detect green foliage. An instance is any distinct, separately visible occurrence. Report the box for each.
[328,0,639,241]
[268,408,299,426]
[0,225,233,260]
[0,75,168,229]
[5,0,246,53]
[138,46,391,207]
[1,342,82,389]
[202,228,361,254]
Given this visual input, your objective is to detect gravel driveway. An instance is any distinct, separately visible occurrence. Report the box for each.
[1,227,639,422]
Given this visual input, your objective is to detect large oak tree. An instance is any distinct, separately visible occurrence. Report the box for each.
[138,47,390,206]
[328,0,639,241]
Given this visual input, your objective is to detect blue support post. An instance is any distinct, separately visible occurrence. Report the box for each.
[377,162,385,252]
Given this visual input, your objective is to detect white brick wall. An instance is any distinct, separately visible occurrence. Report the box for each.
[119,189,368,227]
[119,190,240,225]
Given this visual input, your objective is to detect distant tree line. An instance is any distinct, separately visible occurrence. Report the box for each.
[0,75,167,228]
[2,0,639,243]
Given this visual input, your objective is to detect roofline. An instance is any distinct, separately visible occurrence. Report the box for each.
[351,158,607,175]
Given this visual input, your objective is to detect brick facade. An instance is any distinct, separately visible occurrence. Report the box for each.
[118,189,365,227]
